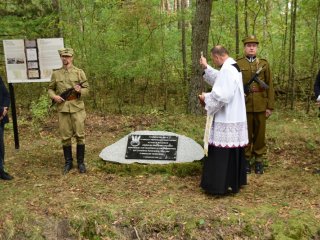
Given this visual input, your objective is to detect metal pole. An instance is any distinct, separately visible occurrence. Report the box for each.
[8,83,19,149]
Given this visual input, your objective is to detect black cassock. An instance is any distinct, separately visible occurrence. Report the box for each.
[200,145,247,195]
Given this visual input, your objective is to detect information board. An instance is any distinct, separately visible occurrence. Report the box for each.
[3,38,64,83]
[125,135,178,160]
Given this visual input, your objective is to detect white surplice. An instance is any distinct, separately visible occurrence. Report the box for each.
[203,57,248,148]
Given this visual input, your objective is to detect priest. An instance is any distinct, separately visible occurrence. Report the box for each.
[199,45,248,195]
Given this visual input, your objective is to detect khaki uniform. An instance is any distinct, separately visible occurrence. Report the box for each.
[48,65,89,146]
[237,57,275,160]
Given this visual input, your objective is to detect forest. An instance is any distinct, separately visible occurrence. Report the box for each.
[0,0,319,114]
[0,0,320,239]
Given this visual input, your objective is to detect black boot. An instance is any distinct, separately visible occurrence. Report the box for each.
[63,145,73,174]
[245,159,251,174]
[76,144,86,173]
[255,162,264,174]
[0,169,13,180]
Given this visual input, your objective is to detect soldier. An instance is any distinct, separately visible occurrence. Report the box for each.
[237,35,275,174]
[48,48,89,174]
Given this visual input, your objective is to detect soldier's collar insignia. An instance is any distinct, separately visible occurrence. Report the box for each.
[246,56,256,63]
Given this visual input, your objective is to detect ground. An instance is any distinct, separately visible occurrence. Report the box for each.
[0,110,320,239]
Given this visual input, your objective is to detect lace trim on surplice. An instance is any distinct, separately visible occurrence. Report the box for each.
[209,121,248,148]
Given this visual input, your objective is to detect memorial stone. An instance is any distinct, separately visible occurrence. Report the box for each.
[99,131,204,164]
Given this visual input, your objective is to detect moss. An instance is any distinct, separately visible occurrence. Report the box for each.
[271,210,319,240]
[98,161,202,177]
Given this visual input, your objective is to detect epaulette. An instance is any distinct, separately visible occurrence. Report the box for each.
[236,57,246,61]
[73,66,83,72]
[258,58,269,63]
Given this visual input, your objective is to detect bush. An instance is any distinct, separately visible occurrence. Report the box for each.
[30,92,50,123]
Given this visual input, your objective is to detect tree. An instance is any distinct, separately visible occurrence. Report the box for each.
[52,0,62,37]
[307,0,320,113]
[286,0,298,109]
[1,0,320,114]
[161,0,171,11]
[181,0,188,84]
[235,0,240,58]
[278,0,289,90]
[188,0,213,114]
[244,0,248,36]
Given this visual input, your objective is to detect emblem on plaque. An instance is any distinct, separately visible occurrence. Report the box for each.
[130,135,141,147]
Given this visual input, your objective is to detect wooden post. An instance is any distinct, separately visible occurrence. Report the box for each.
[8,83,19,149]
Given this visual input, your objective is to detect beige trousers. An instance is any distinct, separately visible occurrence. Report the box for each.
[58,110,86,146]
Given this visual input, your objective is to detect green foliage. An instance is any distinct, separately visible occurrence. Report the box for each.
[30,91,50,123]
[57,0,189,113]
[0,0,59,38]
[0,0,320,113]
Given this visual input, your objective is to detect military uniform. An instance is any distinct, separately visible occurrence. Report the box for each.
[48,48,89,174]
[237,36,275,173]
[48,65,89,145]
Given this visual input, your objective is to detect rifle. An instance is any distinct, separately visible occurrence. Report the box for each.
[243,65,269,95]
[50,81,86,108]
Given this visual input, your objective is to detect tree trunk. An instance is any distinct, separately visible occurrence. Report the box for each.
[52,0,62,37]
[174,0,179,12]
[307,0,320,113]
[181,0,188,84]
[263,1,271,40]
[188,0,213,114]
[252,3,262,35]
[177,0,181,28]
[161,0,171,12]
[244,0,248,36]
[235,0,240,58]
[289,0,297,110]
[279,0,289,92]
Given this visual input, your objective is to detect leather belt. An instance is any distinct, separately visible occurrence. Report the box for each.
[250,86,265,93]
[66,95,78,101]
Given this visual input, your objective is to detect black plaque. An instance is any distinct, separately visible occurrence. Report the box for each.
[125,135,178,160]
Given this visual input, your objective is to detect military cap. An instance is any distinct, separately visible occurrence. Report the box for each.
[58,48,74,56]
[242,35,259,45]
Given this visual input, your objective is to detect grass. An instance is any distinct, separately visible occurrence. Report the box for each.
[0,104,320,239]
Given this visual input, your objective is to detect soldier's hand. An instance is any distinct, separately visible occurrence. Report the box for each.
[316,101,320,107]
[266,109,272,118]
[53,95,65,103]
[74,84,81,92]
